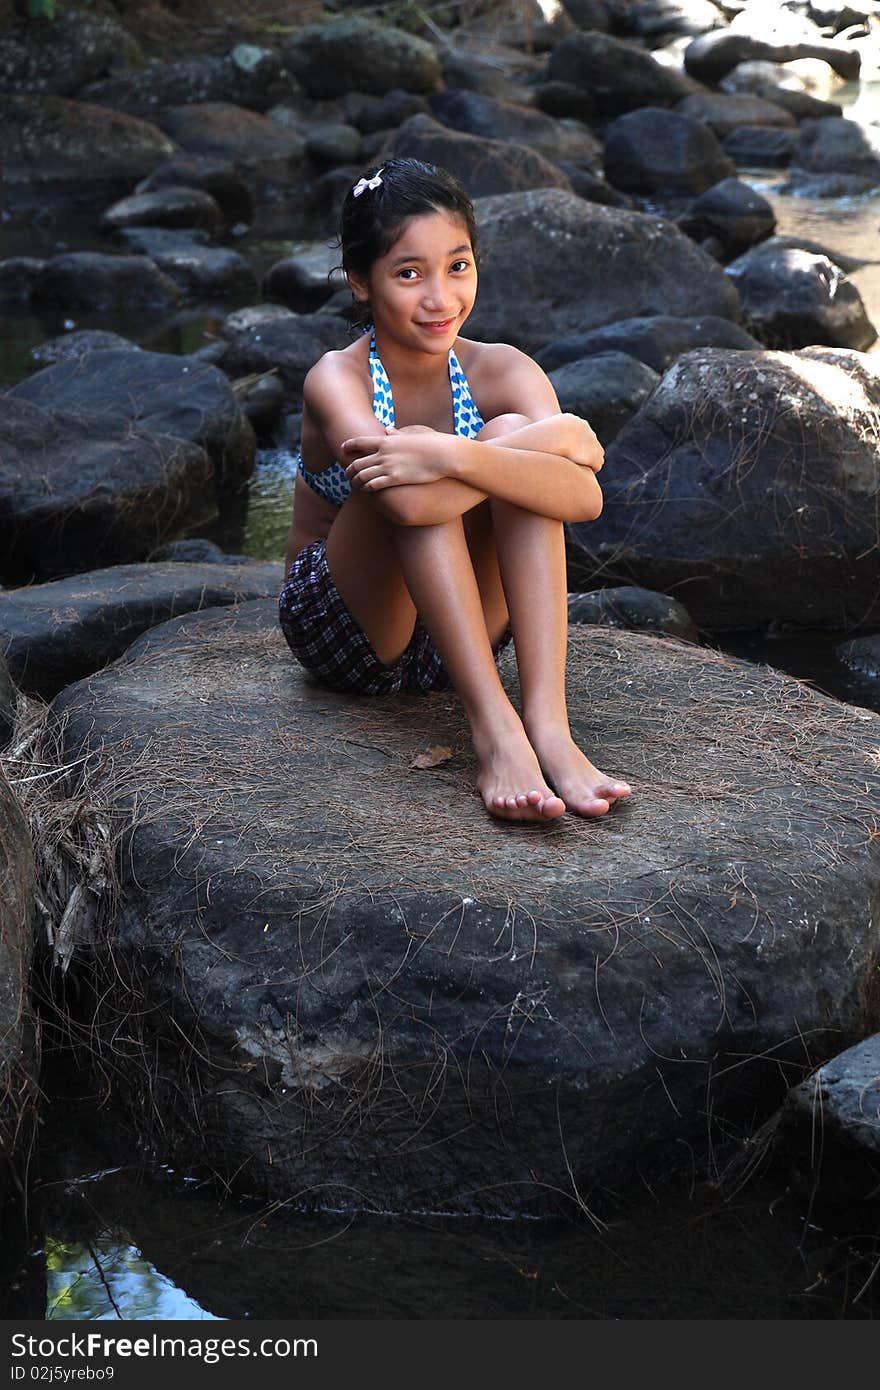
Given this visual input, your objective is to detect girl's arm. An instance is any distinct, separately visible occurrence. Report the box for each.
[344,349,604,523]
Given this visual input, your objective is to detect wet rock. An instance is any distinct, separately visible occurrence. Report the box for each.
[684,28,861,83]
[304,123,362,169]
[0,764,37,1213]
[30,330,139,366]
[560,0,613,29]
[791,115,880,185]
[135,157,253,226]
[30,253,183,313]
[2,94,178,187]
[549,352,660,444]
[343,89,430,134]
[156,104,307,174]
[0,258,45,304]
[809,2,876,29]
[0,562,283,698]
[676,92,796,139]
[101,187,224,233]
[81,46,288,118]
[777,1033,880,1204]
[466,189,740,355]
[0,397,212,584]
[51,604,880,1213]
[221,304,298,337]
[679,177,776,255]
[537,314,759,374]
[547,31,695,116]
[567,586,700,642]
[117,229,258,300]
[0,7,140,97]
[262,245,346,314]
[569,346,880,630]
[380,114,572,198]
[834,634,880,679]
[216,314,351,408]
[603,108,736,196]
[10,348,256,500]
[725,243,876,351]
[749,233,866,274]
[781,169,880,197]
[721,125,798,168]
[284,17,442,99]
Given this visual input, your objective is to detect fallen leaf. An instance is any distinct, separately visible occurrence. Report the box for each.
[410,744,454,770]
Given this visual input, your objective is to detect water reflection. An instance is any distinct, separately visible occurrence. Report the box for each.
[45,1237,219,1321]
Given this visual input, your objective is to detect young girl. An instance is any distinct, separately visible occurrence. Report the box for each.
[279,158,631,823]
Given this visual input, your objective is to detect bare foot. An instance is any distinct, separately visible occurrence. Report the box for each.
[475,725,566,823]
[528,727,631,818]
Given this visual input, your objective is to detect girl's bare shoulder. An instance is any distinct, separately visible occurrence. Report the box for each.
[303,335,372,416]
[455,338,558,418]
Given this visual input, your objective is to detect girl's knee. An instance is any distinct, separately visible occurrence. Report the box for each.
[477,412,532,441]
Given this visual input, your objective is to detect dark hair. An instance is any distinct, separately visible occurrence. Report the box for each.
[335,158,479,332]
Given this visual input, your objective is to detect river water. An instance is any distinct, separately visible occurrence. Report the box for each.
[2,81,880,1321]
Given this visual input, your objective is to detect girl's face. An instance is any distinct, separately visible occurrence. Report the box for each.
[348,209,477,352]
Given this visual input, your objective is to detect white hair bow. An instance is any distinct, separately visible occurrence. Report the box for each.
[352,168,384,198]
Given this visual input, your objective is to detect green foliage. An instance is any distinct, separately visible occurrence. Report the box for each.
[26,0,57,18]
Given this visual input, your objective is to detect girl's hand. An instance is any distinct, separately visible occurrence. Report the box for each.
[568,416,604,474]
[340,425,454,490]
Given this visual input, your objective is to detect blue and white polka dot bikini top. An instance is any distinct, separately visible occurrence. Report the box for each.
[297,327,484,507]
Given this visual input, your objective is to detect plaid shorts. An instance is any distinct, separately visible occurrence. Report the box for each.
[279,540,511,696]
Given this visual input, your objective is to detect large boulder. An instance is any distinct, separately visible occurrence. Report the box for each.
[428,89,601,169]
[29,253,183,314]
[547,31,695,115]
[549,351,660,444]
[0,766,37,1213]
[567,585,699,642]
[1,95,178,187]
[0,562,283,699]
[569,347,880,631]
[0,7,140,97]
[603,108,737,196]
[81,46,288,118]
[50,603,880,1213]
[380,114,572,199]
[116,229,259,300]
[9,349,256,498]
[725,243,877,351]
[155,104,307,174]
[465,189,740,354]
[215,313,351,408]
[101,187,225,233]
[0,397,213,585]
[284,18,442,99]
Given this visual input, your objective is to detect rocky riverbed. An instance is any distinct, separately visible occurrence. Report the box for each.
[2,0,880,1297]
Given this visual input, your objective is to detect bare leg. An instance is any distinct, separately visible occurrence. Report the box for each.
[325,491,564,822]
[488,496,632,816]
